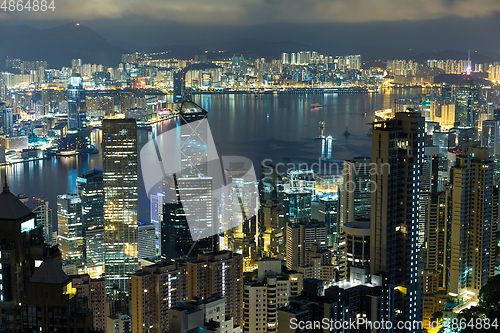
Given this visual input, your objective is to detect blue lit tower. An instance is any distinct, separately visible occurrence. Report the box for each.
[67,73,86,132]
[371,109,425,330]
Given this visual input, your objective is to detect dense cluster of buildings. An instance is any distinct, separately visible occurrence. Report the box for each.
[0,47,499,333]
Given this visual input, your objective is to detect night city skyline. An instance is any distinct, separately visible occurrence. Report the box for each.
[0,1,499,333]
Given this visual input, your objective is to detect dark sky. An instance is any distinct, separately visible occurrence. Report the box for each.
[1,0,500,57]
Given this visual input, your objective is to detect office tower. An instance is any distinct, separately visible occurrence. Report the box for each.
[103,119,139,291]
[0,182,57,331]
[449,146,496,297]
[290,53,296,65]
[21,257,93,332]
[69,274,106,332]
[76,168,104,230]
[343,158,372,223]
[33,197,53,245]
[138,222,156,260]
[259,198,284,258]
[85,226,105,278]
[244,260,298,333]
[283,188,311,224]
[176,175,215,255]
[161,195,193,260]
[57,194,84,269]
[318,193,340,250]
[67,73,86,132]
[455,72,479,131]
[3,107,12,136]
[173,71,186,103]
[339,219,370,281]
[150,192,164,252]
[187,251,243,326]
[278,270,393,333]
[285,220,327,271]
[130,261,187,333]
[222,167,259,272]
[169,296,239,333]
[371,110,424,327]
[425,188,450,289]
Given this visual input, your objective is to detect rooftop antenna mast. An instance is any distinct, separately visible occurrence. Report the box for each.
[467,50,471,75]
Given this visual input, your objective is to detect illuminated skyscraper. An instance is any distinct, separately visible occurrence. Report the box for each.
[342,157,372,223]
[67,73,86,132]
[455,72,479,132]
[57,194,84,269]
[76,168,104,230]
[150,192,164,252]
[448,146,495,297]
[318,193,339,250]
[103,119,138,291]
[222,166,259,272]
[33,197,53,245]
[371,110,424,328]
[138,222,156,260]
[283,188,311,224]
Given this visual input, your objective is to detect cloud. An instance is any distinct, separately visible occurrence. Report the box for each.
[3,0,500,25]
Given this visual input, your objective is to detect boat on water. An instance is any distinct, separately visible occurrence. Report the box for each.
[367,128,372,136]
[311,103,322,108]
[344,127,350,136]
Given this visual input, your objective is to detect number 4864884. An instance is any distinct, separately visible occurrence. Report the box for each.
[0,0,56,11]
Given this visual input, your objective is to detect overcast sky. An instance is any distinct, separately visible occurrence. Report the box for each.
[1,0,500,56]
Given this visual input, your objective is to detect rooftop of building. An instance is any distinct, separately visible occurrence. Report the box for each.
[29,256,70,285]
[0,179,34,221]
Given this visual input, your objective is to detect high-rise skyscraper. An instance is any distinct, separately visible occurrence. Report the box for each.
[103,119,139,291]
[455,72,479,132]
[138,221,156,260]
[33,197,53,245]
[57,193,84,269]
[67,73,86,132]
[150,192,164,252]
[343,157,372,223]
[283,189,311,224]
[318,193,340,250]
[449,146,496,296]
[76,168,104,230]
[130,261,187,333]
[371,110,424,328]
[244,260,298,333]
[160,100,217,259]
[222,167,259,272]
[187,251,243,327]
[173,70,185,103]
[286,220,327,271]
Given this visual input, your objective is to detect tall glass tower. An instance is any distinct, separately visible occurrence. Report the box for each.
[67,73,86,132]
[103,119,138,291]
[455,73,479,130]
[57,194,84,269]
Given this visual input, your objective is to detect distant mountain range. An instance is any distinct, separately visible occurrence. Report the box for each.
[0,23,498,71]
[0,23,126,70]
